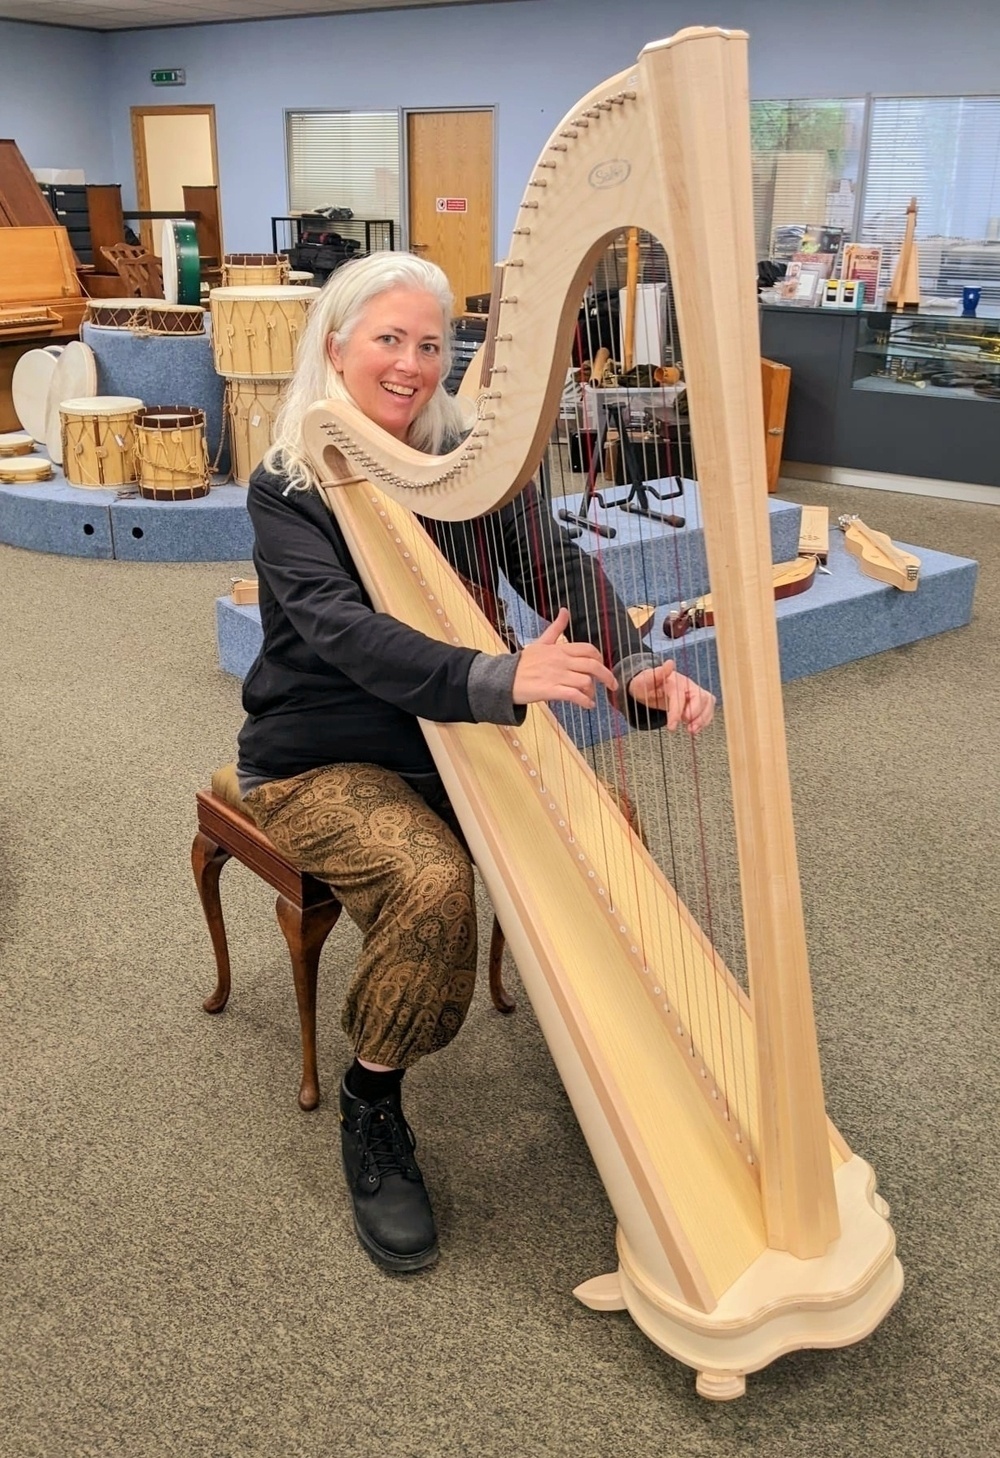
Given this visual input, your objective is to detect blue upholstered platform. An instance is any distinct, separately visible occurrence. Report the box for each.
[0,316,246,561]
[0,472,254,561]
[215,487,978,746]
[549,479,801,607]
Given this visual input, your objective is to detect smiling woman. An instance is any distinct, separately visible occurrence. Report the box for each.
[326,286,445,440]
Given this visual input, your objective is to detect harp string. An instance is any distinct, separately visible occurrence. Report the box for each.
[598,234,753,1139]
[436,237,759,1147]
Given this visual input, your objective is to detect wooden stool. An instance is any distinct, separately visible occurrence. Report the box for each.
[192,766,514,1111]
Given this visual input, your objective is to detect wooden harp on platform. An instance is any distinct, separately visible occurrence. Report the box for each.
[303,27,902,1398]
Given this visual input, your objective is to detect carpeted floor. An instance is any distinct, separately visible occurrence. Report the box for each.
[2,477,998,1458]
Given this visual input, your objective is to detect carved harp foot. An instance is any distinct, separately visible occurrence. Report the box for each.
[609,1158,902,1402]
[573,1271,627,1311]
[696,1370,746,1401]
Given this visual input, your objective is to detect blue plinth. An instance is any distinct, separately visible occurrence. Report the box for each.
[217,597,264,677]
[214,511,978,749]
[552,480,801,607]
[111,486,254,562]
[0,469,253,562]
[645,530,978,703]
[0,477,114,558]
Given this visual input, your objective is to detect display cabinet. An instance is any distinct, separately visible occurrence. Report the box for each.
[852,308,1000,402]
[759,301,1000,489]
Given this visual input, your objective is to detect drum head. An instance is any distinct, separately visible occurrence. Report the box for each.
[0,430,35,457]
[11,344,64,442]
[60,395,144,416]
[44,341,99,465]
[209,285,319,302]
[162,219,202,306]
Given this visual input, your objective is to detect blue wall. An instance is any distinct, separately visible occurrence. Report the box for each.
[0,21,113,181]
[3,0,998,252]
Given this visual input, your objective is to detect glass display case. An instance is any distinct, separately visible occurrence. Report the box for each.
[852,307,1000,402]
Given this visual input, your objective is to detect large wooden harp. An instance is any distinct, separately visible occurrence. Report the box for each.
[302,27,902,1398]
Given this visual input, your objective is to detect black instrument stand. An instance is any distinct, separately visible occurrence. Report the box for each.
[556,419,618,539]
[604,404,685,528]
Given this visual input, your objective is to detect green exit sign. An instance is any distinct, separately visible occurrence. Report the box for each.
[151,68,185,86]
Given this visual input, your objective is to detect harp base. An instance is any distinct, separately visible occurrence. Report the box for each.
[574,1156,903,1400]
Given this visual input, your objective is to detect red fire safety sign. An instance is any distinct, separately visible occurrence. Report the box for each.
[435,197,468,213]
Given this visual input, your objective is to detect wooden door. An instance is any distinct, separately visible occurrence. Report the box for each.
[131,106,219,257]
[406,110,493,309]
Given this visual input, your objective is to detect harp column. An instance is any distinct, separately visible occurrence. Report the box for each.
[642,29,840,1258]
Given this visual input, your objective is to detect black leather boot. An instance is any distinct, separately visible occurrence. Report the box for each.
[339,1079,439,1273]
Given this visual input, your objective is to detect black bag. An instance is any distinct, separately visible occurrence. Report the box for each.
[312,236,361,273]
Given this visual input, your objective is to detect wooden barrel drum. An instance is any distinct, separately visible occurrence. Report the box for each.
[133,405,211,500]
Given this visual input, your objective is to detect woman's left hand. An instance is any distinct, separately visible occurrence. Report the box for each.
[627,662,716,735]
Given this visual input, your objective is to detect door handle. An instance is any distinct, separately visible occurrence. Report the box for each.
[411,242,429,252]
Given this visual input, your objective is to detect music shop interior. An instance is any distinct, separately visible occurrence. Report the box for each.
[1,1,997,1454]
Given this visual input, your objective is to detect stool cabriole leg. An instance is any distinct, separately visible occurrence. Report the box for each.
[275,894,342,1111]
[192,831,234,1013]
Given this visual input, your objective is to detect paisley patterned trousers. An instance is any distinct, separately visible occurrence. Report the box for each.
[243,763,478,1070]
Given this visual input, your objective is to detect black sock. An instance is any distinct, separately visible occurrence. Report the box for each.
[346,1058,405,1106]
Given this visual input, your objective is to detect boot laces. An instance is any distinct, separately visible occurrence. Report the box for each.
[358,1101,420,1181]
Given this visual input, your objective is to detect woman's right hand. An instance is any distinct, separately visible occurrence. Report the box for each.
[512,608,618,709]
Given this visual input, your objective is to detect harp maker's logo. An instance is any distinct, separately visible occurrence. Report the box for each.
[589,159,631,189]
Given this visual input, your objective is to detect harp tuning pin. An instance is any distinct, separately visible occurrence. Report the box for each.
[529,179,548,188]
[549,142,568,151]
[508,259,524,268]
[521,201,539,210]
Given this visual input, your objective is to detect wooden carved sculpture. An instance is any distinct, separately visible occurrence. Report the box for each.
[302,27,902,1399]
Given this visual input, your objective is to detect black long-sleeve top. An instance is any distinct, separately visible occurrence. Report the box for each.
[237,463,658,789]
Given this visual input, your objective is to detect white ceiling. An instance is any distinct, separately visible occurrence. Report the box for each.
[0,0,478,31]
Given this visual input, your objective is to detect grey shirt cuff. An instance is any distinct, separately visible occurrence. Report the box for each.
[467,652,527,726]
[616,650,658,689]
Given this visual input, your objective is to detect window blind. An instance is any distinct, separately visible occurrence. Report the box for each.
[859,96,1000,301]
[750,99,866,260]
[286,111,400,224]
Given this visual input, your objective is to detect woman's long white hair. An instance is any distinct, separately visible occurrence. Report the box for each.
[264,250,470,492]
